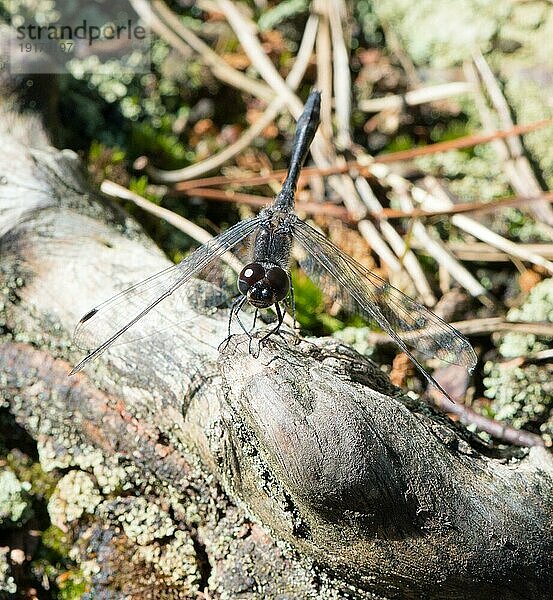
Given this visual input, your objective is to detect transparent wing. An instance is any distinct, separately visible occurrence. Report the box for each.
[70,216,262,373]
[291,217,477,390]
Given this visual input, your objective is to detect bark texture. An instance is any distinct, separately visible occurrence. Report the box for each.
[1,106,553,600]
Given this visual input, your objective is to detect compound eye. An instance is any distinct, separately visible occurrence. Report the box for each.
[238,262,265,295]
[266,266,289,301]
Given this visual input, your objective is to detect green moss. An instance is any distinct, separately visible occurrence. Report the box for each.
[34,526,90,599]
[291,270,344,335]
[130,120,190,169]
[415,145,509,202]
[495,207,551,243]
[383,134,415,153]
[41,525,73,557]
[87,141,126,183]
[6,450,58,501]
[430,119,472,143]
[128,175,150,198]
[127,175,165,207]
[57,570,89,600]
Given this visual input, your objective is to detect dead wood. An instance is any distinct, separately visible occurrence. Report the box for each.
[1,106,552,600]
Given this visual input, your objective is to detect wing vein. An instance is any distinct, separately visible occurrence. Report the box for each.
[291,217,477,391]
[71,216,262,373]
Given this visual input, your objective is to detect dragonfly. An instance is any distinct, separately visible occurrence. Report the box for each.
[70,90,477,399]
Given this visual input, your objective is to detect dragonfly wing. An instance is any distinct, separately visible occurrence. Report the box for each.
[291,217,477,385]
[71,216,262,373]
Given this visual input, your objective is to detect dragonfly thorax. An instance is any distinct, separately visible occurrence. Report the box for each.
[238,262,289,308]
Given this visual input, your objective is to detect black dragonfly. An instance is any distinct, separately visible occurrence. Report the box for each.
[70,91,477,398]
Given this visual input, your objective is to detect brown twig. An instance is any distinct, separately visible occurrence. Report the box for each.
[373,118,553,163]
[176,182,553,222]
[178,186,353,220]
[379,190,553,219]
[428,390,545,448]
[170,118,553,190]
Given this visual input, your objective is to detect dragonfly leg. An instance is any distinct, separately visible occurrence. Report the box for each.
[233,302,262,356]
[220,296,248,352]
[287,274,297,330]
[225,296,238,337]
[286,276,300,345]
[235,306,253,338]
[249,308,259,334]
[260,302,285,344]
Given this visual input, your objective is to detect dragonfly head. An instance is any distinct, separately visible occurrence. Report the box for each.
[238,262,289,308]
